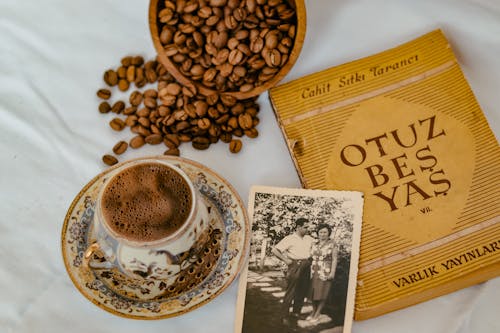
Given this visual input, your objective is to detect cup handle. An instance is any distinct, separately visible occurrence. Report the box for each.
[83,242,115,270]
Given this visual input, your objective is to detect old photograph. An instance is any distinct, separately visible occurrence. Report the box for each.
[235,186,364,333]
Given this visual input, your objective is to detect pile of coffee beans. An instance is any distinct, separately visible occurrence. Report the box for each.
[156,0,297,93]
[97,55,260,166]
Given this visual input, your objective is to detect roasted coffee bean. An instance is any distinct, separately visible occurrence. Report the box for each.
[244,128,259,138]
[111,101,125,114]
[138,117,151,128]
[220,132,232,143]
[166,83,182,95]
[98,101,111,113]
[192,139,210,150]
[144,89,158,99]
[129,91,143,106]
[125,115,138,127]
[145,134,163,145]
[121,56,133,67]
[118,79,130,92]
[229,139,242,153]
[97,88,111,100]
[144,97,157,109]
[109,118,126,131]
[102,154,118,166]
[198,118,211,130]
[164,147,180,156]
[117,66,127,78]
[129,135,145,149]
[103,70,118,86]
[238,113,253,129]
[132,56,144,66]
[113,141,128,155]
[126,66,136,82]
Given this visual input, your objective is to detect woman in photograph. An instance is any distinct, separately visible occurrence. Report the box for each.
[307,223,338,323]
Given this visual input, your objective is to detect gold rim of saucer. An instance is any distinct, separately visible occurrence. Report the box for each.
[61,156,250,320]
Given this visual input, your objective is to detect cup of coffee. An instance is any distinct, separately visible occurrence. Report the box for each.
[83,158,210,281]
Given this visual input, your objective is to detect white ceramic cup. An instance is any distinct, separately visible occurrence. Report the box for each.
[83,158,210,281]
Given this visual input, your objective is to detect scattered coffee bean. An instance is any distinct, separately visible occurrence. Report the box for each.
[113,141,128,155]
[118,79,129,92]
[229,139,242,153]
[103,70,118,86]
[109,118,126,131]
[97,88,111,100]
[98,101,111,114]
[111,101,125,114]
[102,154,118,166]
[145,134,163,145]
[130,135,146,149]
[97,55,261,160]
[164,148,180,156]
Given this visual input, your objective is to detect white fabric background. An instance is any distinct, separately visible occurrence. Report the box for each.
[1,0,499,332]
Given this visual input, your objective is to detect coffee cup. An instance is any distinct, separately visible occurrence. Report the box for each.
[83,158,210,281]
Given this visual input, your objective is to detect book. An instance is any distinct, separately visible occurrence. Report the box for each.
[268,29,500,320]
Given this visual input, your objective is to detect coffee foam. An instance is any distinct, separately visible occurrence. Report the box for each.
[101,163,193,242]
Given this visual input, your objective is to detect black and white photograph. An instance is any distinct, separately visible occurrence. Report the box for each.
[235,186,364,333]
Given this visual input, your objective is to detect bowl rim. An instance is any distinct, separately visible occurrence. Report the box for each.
[149,0,307,100]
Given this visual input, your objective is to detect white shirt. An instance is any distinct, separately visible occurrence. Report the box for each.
[275,233,314,260]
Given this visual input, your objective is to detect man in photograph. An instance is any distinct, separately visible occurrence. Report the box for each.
[271,218,314,325]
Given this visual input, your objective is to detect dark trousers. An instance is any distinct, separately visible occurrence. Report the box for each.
[282,259,311,316]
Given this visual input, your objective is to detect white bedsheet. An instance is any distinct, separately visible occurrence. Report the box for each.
[0,0,498,332]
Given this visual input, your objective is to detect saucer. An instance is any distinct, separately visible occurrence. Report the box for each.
[61,156,249,319]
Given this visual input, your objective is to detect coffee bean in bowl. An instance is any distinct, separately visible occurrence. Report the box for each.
[149,0,306,100]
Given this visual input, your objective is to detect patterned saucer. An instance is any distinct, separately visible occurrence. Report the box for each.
[61,156,249,319]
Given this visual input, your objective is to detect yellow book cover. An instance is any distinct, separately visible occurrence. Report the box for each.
[269,30,500,320]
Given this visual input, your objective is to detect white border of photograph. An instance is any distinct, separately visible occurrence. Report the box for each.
[234,185,364,333]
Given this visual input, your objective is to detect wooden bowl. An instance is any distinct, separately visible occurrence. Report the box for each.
[149,0,306,100]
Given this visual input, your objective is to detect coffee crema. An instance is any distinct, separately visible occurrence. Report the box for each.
[101,162,192,242]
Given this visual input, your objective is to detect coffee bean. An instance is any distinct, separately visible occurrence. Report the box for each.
[103,70,118,86]
[102,154,118,166]
[125,115,138,127]
[113,141,128,155]
[192,140,210,150]
[164,147,180,156]
[118,79,130,91]
[109,118,126,131]
[145,134,163,145]
[144,89,159,99]
[129,91,143,106]
[144,97,157,109]
[238,113,253,129]
[111,101,125,114]
[138,117,151,128]
[126,66,136,82]
[244,128,259,138]
[123,106,137,115]
[121,56,132,67]
[220,132,232,143]
[229,139,242,153]
[145,68,158,83]
[129,135,145,149]
[98,101,111,113]
[166,83,181,95]
[97,88,111,100]
[198,118,211,130]
[132,56,144,66]
[117,66,127,78]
